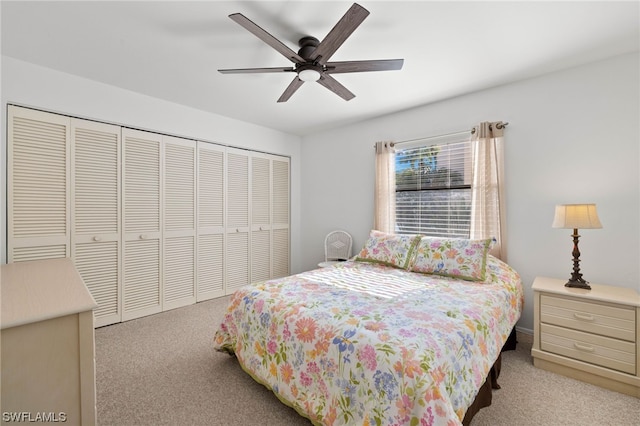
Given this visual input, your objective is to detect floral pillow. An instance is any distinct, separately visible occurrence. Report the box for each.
[409,237,494,281]
[355,230,420,270]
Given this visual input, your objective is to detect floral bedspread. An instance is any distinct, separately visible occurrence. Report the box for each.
[214,256,523,426]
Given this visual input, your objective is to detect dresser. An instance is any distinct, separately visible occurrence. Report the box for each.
[1,258,98,424]
[531,276,640,398]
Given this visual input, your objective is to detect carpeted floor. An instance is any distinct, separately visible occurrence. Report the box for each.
[95,297,640,425]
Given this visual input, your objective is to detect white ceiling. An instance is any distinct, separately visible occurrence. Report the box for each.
[2,1,639,136]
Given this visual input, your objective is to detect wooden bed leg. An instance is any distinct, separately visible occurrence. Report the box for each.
[491,353,502,389]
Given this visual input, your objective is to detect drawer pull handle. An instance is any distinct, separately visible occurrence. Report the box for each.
[573,313,594,321]
[573,342,595,352]
[93,236,102,242]
[139,234,147,240]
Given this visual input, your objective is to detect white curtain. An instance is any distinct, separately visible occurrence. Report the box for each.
[374,141,396,233]
[470,121,507,261]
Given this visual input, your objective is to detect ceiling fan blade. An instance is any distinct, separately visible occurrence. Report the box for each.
[325,59,404,74]
[311,3,370,65]
[317,74,355,101]
[229,13,305,64]
[277,77,305,103]
[218,67,295,74]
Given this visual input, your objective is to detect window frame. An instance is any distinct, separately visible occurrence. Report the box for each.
[394,135,473,238]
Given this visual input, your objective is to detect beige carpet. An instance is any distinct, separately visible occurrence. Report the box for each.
[95,296,640,426]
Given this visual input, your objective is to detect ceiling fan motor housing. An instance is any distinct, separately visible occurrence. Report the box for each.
[298,36,320,60]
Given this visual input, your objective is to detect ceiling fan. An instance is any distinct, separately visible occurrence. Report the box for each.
[218,3,404,102]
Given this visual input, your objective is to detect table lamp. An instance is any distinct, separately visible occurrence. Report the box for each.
[552,203,602,290]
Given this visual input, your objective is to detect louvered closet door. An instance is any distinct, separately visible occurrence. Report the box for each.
[8,106,71,262]
[251,155,271,283]
[163,136,196,310]
[197,142,225,301]
[71,119,122,327]
[272,156,290,278]
[226,148,250,293]
[122,128,162,321]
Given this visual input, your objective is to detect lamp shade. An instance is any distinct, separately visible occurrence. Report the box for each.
[552,204,602,229]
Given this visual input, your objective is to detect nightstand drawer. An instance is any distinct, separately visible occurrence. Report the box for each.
[541,323,636,374]
[540,294,636,342]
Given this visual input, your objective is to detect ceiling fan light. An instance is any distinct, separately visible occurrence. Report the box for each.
[298,68,321,82]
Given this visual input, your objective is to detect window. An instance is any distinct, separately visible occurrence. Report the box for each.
[395,138,472,237]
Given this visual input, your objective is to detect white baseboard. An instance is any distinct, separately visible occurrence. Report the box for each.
[515,326,533,345]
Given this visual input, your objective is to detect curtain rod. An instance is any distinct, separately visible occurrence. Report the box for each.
[381,122,509,147]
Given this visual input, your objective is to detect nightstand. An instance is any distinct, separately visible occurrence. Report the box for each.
[531,276,640,398]
[1,259,98,424]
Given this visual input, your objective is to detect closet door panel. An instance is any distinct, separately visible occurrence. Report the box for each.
[226,148,250,292]
[8,106,71,262]
[227,150,249,229]
[226,231,249,292]
[123,238,161,320]
[164,136,196,310]
[251,155,271,282]
[71,118,122,327]
[75,241,119,325]
[164,236,195,307]
[197,143,225,301]
[198,145,225,229]
[251,229,271,283]
[251,156,271,226]
[272,158,290,227]
[272,228,290,279]
[72,120,120,235]
[272,157,290,278]
[165,137,196,232]
[122,128,162,320]
[123,129,161,236]
[197,234,224,298]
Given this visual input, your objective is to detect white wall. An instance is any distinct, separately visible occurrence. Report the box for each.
[3,53,638,333]
[300,52,640,333]
[1,56,303,272]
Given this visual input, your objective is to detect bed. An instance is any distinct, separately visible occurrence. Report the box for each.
[214,231,523,425]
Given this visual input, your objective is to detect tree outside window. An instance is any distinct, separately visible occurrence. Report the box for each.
[395,141,471,237]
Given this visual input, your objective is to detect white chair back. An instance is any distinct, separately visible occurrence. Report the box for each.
[324,230,353,262]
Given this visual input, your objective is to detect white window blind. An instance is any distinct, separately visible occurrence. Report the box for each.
[395,138,472,237]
